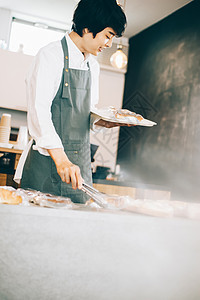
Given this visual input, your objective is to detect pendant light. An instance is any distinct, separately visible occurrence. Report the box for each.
[110,42,127,69]
[110,0,128,69]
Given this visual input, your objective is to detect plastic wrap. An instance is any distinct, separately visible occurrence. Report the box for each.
[0,186,75,209]
[1,185,200,219]
[85,195,132,210]
[17,188,75,209]
[86,195,200,220]
[123,199,174,218]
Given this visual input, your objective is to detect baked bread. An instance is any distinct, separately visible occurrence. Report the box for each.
[0,187,22,205]
[110,107,143,121]
[31,194,73,208]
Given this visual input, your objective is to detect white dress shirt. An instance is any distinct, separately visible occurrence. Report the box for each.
[26,32,100,156]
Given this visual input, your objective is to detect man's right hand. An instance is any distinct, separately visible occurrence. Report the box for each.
[47,148,83,190]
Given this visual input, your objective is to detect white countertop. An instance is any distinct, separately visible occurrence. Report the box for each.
[0,204,200,300]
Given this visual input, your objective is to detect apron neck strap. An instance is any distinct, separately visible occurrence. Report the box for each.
[61,36,69,68]
[61,36,90,71]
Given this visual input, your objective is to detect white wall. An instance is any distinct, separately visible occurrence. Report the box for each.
[90,68,125,172]
[0,49,33,111]
[0,8,12,46]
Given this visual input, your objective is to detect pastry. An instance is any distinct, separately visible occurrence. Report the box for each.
[0,187,22,205]
[110,107,143,121]
[32,194,73,208]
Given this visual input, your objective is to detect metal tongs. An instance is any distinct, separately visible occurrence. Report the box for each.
[81,182,108,208]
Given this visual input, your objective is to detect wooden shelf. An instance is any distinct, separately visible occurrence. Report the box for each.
[0,147,23,154]
[0,147,22,187]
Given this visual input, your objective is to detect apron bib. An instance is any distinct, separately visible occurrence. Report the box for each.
[21,37,92,203]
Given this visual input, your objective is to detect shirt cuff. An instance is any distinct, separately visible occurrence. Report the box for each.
[90,113,105,132]
[33,134,64,156]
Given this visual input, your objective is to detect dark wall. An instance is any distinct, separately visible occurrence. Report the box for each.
[117,0,200,200]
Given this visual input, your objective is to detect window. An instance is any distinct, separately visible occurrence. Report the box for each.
[9,18,66,56]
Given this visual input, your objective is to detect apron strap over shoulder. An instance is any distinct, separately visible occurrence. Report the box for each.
[62,69,71,99]
[61,36,71,99]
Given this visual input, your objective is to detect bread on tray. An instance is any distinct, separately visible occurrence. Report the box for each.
[91,106,157,126]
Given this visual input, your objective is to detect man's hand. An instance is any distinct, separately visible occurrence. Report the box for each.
[95,119,135,128]
[56,160,83,190]
[47,148,83,190]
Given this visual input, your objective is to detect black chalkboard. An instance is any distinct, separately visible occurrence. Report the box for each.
[117,0,200,200]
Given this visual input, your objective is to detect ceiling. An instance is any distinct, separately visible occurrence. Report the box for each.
[0,0,193,38]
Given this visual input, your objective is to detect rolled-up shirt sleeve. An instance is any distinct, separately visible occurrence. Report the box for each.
[26,45,64,156]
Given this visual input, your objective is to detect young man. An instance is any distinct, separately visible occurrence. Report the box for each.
[15,0,127,203]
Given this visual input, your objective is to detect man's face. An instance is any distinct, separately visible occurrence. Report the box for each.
[82,27,116,56]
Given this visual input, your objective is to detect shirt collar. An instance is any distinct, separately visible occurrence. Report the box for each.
[65,32,90,64]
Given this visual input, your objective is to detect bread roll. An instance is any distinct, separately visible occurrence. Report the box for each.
[0,188,22,205]
[111,108,143,121]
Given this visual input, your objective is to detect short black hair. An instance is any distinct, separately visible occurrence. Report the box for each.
[71,0,127,38]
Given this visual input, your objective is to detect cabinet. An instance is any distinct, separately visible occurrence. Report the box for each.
[0,49,33,111]
[0,147,22,186]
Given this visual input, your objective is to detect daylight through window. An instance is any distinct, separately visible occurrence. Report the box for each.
[9,18,66,56]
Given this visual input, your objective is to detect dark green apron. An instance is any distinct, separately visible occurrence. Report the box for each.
[21,37,92,203]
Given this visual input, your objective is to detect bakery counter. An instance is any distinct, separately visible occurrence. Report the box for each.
[93,179,171,200]
[0,204,200,300]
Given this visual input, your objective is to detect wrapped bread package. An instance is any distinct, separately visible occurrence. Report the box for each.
[17,188,75,209]
[86,194,200,220]
[0,186,23,205]
[91,106,157,127]
[2,185,200,219]
[0,186,75,209]
[31,194,75,209]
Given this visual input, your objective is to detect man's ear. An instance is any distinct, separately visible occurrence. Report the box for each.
[83,28,89,34]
